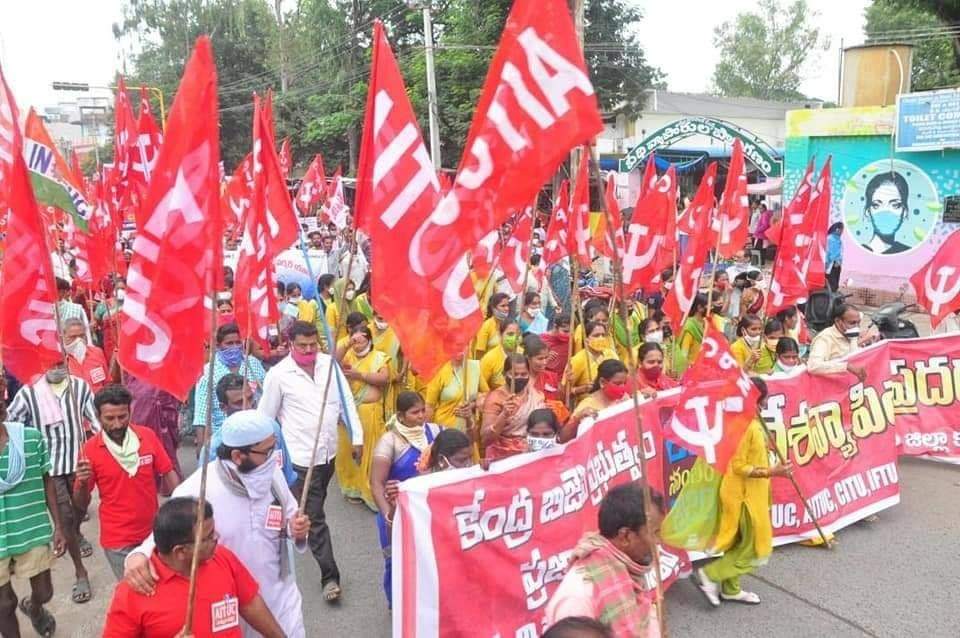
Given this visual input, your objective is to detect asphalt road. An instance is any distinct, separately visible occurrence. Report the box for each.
[11,451,958,638]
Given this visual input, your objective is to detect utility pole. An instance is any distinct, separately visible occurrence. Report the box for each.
[422,4,442,169]
[274,0,288,93]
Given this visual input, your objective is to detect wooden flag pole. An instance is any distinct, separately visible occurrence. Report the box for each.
[591,152,666,635]
[299,229,357,513]
[563,256,581,409]
[182,273,221,633]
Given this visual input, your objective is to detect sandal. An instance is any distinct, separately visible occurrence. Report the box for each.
[72,577,92,604]
[78,536,93,558]
[694,568,720,608]
[19,597,57,637]
[721,589,761,605]
[322,581,342,602]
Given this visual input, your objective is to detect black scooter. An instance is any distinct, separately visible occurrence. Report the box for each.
[869,301,920,339]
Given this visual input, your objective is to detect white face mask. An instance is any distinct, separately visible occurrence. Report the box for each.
[345,290,356,301]
[374,319,389,331]
[777,361,796,373]
[236,451,277,499]
[288,295,302,303]
[116,290,126,301]
[526,436,557,453]
[65,338,87,363]
[529,307,542,317]
[744,334,761,348]
[644,330,663,344]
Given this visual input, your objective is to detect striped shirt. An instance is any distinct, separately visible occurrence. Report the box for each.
[6,378,100,476]
[0,426,53,558]
[192,356,266,434]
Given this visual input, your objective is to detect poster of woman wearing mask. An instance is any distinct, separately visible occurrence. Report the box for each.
[843,159,940,256]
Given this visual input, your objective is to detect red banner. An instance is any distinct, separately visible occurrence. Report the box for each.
[394,334,960,636]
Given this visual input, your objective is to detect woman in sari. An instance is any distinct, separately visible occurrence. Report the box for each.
[481,354,546,461]
[611,296,646,362]
[696,377,792,606]
[372,311,403,419]
[677,293,710,374]
[564,321,619,405]
[573,359,629,417]
[519,292,549,335]
[93,277,124,359]
[635,343,678,397]
[474,293,511,359]
[480,318,521,391]
[571,300,609,355]
[337,326,390,511]
[371,391,441,608]
[424,353,488,430]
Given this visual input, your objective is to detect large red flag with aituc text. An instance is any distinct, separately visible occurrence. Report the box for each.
[406,0,603,282]
[0,63,62,383]
[118,36,222,400]
[354,21,480,379]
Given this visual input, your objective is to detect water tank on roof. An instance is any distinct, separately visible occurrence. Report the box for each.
[840,43,914,107]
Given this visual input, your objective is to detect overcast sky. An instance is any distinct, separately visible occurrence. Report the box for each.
[0,0,870,111]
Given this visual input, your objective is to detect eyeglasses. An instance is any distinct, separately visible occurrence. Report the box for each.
[248,444,276,457]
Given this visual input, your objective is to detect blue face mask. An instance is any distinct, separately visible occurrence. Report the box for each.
[870,209,903,237]
[218,344,245,368]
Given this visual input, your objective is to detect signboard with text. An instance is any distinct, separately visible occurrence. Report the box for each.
[895,89,960,152]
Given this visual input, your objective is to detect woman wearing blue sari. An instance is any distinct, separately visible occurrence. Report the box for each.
[371,391,441,607]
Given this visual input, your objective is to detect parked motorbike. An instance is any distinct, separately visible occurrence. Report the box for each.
[870,301,920,340]
[803,288,850,336]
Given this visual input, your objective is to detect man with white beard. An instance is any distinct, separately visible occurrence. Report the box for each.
[122,411,310,638]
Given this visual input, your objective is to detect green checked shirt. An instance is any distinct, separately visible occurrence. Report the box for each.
[0,426,53,559]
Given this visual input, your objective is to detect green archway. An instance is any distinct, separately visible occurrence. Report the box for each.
[618,116,782,176]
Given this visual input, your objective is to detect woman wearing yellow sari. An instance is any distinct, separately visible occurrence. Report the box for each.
[474,293,511,359]
[564,321,619,405]
[337,326,390,511]
[676,293,711,374]
[479,318,521,391]
[571,301,609,355]
[372,311,403,419]
[424,353,488,430]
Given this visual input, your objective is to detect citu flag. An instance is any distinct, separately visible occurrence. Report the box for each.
[323,167,350,229]
[133,85,163,189]
[639,152,658,199]
[353,20,479,380]
[295,153,327,214]
[910,230,960,329]
[234,95,289,350]
[764,159,816,315]
[567,148,592,269]
[0,61,62,383]
[712,138,750,259]
[803,157,832,292]
[113,76,145,223]
[221,153,253,230]
[404,0,603,283]
[668,323,759,473]
[662,162,718,328]
[279,138,292,180]
[541,178,569,266]
[471,228,502,284]
[118,36,223,400]
[248,99,299,254]
[626,164,678,294]
[499,208,535,295]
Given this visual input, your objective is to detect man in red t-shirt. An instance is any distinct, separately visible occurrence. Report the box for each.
[63,317,111,393]
[73,385,180,579]
[104,497,284,638]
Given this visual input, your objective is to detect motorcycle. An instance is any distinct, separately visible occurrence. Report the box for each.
[869,300,920,340]
[803,288,851,336]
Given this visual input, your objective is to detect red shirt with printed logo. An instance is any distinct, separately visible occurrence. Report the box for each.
[67,344,110,392]
[104,545,259,638]
[78,424,174,549]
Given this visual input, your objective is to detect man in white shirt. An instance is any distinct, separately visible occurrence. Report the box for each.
[122,410,310,638]
[259,320,362,602]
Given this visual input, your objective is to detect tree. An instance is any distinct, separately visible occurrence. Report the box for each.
[712,0,830,100]
[865,0,960,91]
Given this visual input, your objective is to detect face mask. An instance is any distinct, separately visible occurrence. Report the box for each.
[116,290,126,301]
[218,344,245,368]
[374,319,389,331]
[844,328,861,340]
[291,349,317,368]
[744,334,761,348]
[529,307,542,318]
[870,209,903,236]
[493,309,509,321]
[501,334,519,351]
[644,330,663,344]
[345,290,356,301]
[236,451,277,499]
[777,361,796,373]
[45,368,68,384]
[765,338,780,351]
[65,338,87,362]
[527,436,557,453]
[641,366,662,381]
[602,382,627,401]
[588,336,611,352]
[506,377,529,394]
[354,342,372,357]
[288,295,302,304]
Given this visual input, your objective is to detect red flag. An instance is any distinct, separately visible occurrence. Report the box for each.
[295,153,327,214]
[221,154,253,230]
[322,168,350,229]
[911,230,960,328]
[667,324,759,472]
[601,172,625,258]
[765,159,816,314]
[656,165,679,265]
[408,0,603,281]
[471,229,502,283]
[542,179,570,266]
[133,86,163,190]
[626,165,678,294]
[0,63,62,383]
[662,163,718,327]
[766,158,831,314]
[251,104,298,252]
[278,138,292,180]
[235,96,284,350]
[70,148,83,181]
[567,149,592,268]
[354,21,480,379]
[500,208,534,294]
[118,36,222,400]
[113,77,144,218]
[639,154,658,198]
[712,139,750,259]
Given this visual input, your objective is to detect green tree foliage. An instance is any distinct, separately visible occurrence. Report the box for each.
[712,0,830,100]
[865,0,960,91]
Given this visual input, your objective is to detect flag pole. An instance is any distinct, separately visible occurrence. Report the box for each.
[760,200,791,325]
[591,153,666,635]
[564,256,580,409]
[183,267,220,633]
[299,227,356,513]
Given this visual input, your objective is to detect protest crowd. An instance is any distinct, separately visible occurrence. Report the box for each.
[0,1,958,637]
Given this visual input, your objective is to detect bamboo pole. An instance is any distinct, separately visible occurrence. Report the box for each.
[563,256,580,409]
